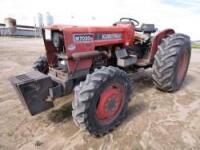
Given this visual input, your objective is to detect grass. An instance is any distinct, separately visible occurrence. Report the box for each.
[192,43,200,49]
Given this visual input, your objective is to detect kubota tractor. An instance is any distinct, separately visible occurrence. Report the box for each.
[10,18,191,136]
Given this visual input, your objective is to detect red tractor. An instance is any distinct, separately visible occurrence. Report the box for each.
[10,18,191,136]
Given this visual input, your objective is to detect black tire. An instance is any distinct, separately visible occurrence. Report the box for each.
[33,56,49,74]
[72,66,132,136]
[152,33,191,92]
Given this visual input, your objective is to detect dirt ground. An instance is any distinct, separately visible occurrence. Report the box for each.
[0,37,200,150]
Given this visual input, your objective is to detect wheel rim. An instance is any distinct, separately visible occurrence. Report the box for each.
[177,49,189,83]
[96,83,124,124]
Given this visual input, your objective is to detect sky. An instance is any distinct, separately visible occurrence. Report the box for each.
[0,0,200,40]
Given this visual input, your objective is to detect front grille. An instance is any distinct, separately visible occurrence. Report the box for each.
[16,74,31,82]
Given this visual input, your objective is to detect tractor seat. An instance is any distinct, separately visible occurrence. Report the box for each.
[135,24,157,33]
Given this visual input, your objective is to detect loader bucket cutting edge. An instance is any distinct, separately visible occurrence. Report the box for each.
[9,71,54,115]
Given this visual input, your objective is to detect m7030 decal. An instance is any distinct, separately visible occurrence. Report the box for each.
[73,34,94,42]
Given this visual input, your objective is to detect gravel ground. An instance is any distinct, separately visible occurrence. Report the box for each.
[0,37,200,150]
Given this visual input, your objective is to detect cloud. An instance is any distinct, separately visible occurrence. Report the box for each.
[0,0,199,40]
[162,0,200,13]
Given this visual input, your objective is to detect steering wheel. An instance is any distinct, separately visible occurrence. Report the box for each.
[118,17,140,26]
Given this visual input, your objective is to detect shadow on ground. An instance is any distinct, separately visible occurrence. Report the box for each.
[47,70,153,125]
[48,101,72,123]
[126,101,148,121]
[182,74,195,88]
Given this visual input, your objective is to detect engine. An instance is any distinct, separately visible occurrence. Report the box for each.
[51,31,67,71]
[126,40,150,59]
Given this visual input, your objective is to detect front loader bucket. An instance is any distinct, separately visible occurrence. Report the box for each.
[9,71,54,115]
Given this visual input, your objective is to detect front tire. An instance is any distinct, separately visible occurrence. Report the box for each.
[72,66,132,136]
[33,56,49,74]
[152,33,191,92]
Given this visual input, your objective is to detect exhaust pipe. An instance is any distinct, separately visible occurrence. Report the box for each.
[58,51,110,60]
[70,51,109,60]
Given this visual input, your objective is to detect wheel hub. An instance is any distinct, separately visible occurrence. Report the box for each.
[96,84,124,123]
[105,97,117,112]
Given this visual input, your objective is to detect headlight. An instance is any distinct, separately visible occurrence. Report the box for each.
[45,29,51,40]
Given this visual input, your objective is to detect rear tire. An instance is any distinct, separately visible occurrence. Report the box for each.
[72,66,132,136]
[152,33,191,92]
[33,56,49,74]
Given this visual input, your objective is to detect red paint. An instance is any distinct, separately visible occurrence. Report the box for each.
[96,84,124,124]
[43,24,175,72]
[43,24,134,73]
[42,30,57,66]
[148,29,175,62]
[177,50,189,83]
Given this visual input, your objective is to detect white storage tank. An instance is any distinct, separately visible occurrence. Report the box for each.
[4,17,17,35]
[35,13,43,28]
[44,12,54,27]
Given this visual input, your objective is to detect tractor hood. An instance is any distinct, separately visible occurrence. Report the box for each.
[42,24,135,73]
[43,24,134,33]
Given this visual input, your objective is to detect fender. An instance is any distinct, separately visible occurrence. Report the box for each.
[149,29,175,62]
